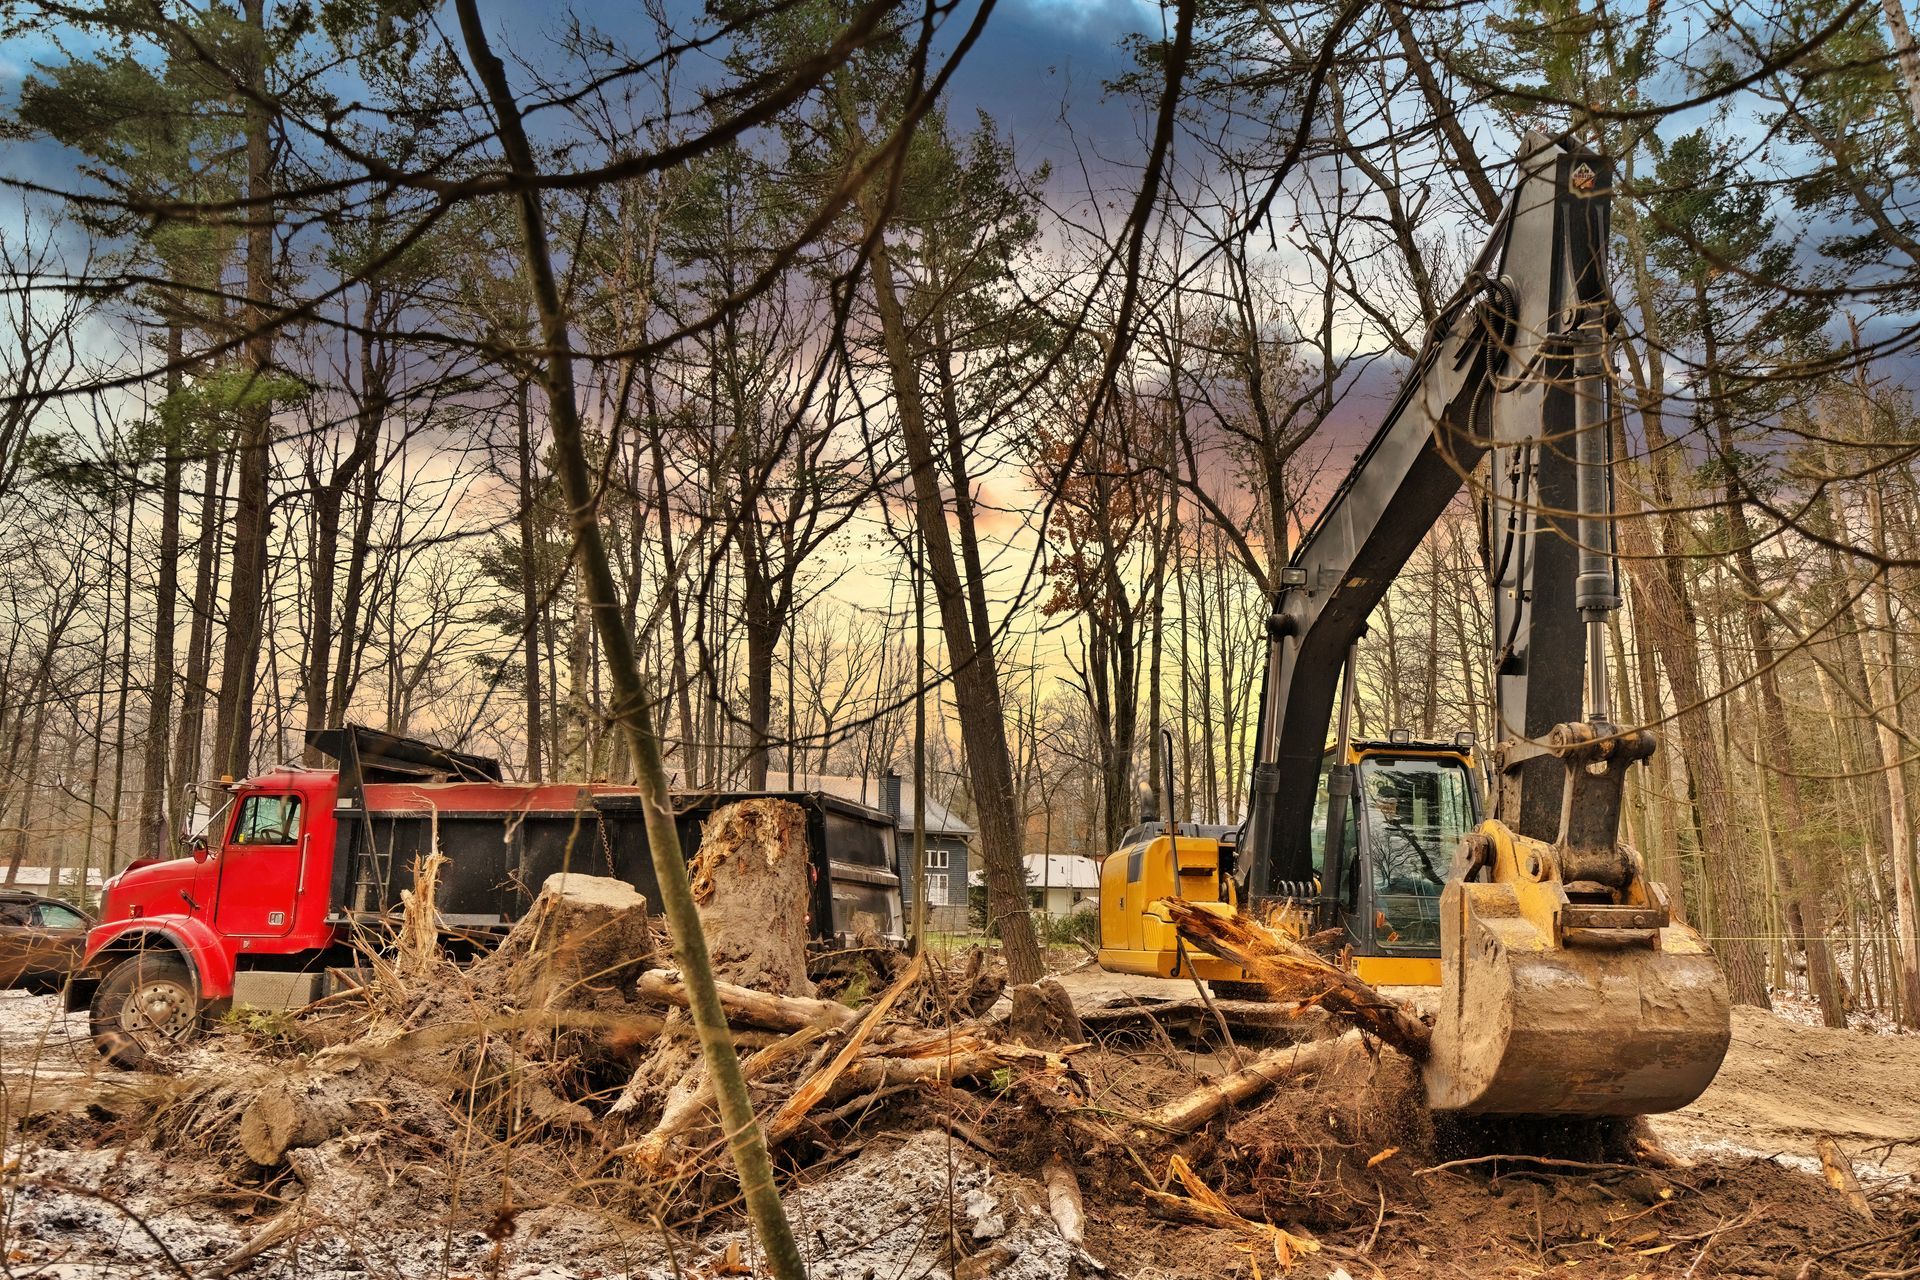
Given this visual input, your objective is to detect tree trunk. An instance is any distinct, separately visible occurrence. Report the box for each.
[301,307,384,765]
[856,216,1042,985]
[211,0,277,779]
[741,607,776,791]
[172,446,227,798]
[1880,0,1920,128]
[326,458,379,728]
[4,696,51,886]
[516,378,544,780]
[1866,476,1920,1025]
[104,485,136,877]
[138,324,184,854]
[452,5,804,1270]
[300,485,343,762]
[1607,427,1769,1001]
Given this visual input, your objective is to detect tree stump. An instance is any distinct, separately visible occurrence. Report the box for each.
[683,799,817,997]
[611,798,816,1163]
[467,872,655,1014]
[1007,978,1085,1048]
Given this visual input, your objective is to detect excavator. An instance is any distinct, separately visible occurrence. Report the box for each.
[1096,132,1733,1117]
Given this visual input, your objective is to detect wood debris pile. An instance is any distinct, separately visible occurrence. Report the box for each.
[42,812,1918,1278]
[110,801,1112,1274]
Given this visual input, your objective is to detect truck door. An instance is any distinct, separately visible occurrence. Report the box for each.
[213,792,304,937]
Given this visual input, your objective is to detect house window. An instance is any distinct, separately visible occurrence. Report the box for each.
[926,847,949,870]
[925,872,949,904]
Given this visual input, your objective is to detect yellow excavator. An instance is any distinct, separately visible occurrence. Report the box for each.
[1097,132,1732,1118]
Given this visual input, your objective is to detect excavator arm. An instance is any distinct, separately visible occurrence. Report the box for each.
[1232,132,1732,1116]
[1245,131,1615,897]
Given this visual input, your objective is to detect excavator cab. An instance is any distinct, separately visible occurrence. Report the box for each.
[1309,739,1481,987]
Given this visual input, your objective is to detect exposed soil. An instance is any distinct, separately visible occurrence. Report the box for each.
[1651,1006,1920,1179]
[1,977,1915,1279]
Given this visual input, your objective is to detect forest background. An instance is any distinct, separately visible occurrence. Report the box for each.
[1,0,1918,1027]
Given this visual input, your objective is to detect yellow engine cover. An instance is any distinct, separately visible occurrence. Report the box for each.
[1096,833,1253,982]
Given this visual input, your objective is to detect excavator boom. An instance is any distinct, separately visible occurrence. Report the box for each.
[1110,131,1732,1118]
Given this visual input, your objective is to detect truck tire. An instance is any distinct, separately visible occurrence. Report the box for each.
[89,953,201,1070]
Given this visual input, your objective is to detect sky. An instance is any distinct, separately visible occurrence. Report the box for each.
[0,0,1454,724]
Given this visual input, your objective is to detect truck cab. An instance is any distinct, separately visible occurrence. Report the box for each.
[75,768,350,1066]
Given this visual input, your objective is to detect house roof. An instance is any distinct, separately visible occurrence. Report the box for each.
[762,771,974,839]
[1022,854,1101,890]
[3,866,105,888]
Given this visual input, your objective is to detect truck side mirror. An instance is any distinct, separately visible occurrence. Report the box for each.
[190,835,210,864]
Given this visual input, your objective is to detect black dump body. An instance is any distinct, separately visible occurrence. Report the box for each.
[317,726,904,944]
[599,792,902,943]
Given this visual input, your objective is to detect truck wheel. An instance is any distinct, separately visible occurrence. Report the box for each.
[89,953,201,1070]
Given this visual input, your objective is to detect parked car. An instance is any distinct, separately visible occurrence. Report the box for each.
[0,892,93,992]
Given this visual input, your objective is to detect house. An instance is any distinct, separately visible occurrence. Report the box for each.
[1,865,106,896]
[763,771,974,931]
[1022,853,1100,917]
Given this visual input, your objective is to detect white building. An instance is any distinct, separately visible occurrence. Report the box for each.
[1022,853,1100,917]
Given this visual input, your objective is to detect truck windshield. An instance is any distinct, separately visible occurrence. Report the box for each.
[1359,755,1476,949]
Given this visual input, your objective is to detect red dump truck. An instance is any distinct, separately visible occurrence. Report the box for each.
[71,726,903,1066]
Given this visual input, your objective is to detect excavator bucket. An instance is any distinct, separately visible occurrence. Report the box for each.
[1423,823,1732,1117]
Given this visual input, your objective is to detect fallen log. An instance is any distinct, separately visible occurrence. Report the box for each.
[1043,1156,1085,1246]
[633,968,856,1032]
[620,1026,826,1171]
[1163,899,1432,1060]
[819,1042,1079,1108]
[860,1029,1077,1066]
[766,952,925,1145]
[1141,1155,1321,1265]
[1816,1135,1877,1222]
[237,1078,356,1167]
[1134,1031,1360,1136]
[208,1201,309,1279]
[1076,996,1332,1042]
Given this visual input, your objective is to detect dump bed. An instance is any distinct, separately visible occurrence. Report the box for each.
[329,782,903,944]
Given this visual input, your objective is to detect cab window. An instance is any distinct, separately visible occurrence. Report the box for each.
[1359,756,1475,948]
[230,794,303,846]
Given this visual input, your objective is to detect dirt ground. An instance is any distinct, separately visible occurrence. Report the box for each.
[1651,1006,1920,1179]
[0,983,1915,1279]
